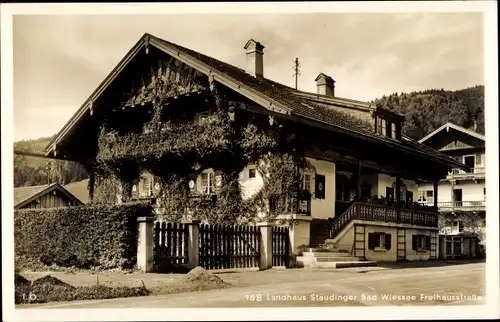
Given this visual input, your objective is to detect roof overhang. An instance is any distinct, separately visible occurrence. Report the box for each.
[15,184,84,209]
[419,122,485,144]
[45,33,293,156]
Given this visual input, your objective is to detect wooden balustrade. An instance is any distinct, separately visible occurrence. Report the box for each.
[328,202,438,239]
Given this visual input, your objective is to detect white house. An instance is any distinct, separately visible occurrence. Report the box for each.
[417,122,485,259]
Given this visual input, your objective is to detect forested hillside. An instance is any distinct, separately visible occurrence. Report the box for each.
[14,137,88,188]
[372,85,484,140]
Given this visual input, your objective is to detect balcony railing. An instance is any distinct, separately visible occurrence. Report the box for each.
[419,200,486,212]
[447,167,485,180]
[328,202,438,239]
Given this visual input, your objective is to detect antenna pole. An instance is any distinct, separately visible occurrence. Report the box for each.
[293,57,301,90]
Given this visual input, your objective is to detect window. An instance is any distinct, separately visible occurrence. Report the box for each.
[381,119,386,136]
[391,123,397,139]
[248,168,256,179]
[405,191,414,204]
[200,171,215,195]
[303,174,311,192]
[368,232,391,250]
[386,187,395,201]
[426,190,433,198]
[412,234,430,251]
[386,121,392,137]
[140,175,153,197]
[458,221,464,233]
[463,155,475,171]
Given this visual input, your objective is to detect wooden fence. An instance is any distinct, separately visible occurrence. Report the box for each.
[199,224,261,270]
[272,226,290,267]
[153,221,189,268]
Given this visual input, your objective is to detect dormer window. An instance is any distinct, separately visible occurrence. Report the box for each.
[376,114,401,141]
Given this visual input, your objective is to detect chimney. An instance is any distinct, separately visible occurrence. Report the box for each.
[315,73,336,97]
[244,39,264,77]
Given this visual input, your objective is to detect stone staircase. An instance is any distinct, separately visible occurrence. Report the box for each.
[296,247,377,269]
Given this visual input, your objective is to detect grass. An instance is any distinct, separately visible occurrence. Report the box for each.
[15,266,230,305]
[15,273,149,304]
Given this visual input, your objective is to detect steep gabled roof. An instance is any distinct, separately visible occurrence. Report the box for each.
[14,183,84,209]
[419,122,485,144]
[44,33,466,170]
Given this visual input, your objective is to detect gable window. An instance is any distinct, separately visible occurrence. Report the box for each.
[200,171,215,195]
[368,232,391,250]
[412,234,430,251]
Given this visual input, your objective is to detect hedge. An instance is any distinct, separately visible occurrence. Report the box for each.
[14,203,153,269]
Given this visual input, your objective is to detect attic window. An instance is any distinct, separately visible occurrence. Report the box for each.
[376,115,401,140]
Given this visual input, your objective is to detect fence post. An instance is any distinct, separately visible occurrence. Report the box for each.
[137,215,155,273]
[257,222,273,270]
[186,220,200,269]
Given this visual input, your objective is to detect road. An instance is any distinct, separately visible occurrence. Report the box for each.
[21,262,485,308]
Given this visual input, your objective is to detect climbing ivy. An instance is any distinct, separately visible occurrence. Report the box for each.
[93,75,309,225]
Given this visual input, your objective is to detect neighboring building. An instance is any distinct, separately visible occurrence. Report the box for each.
[417,122,485,259]
[14,183,84,210]
[43,33,465,263]
[64,179,91,204]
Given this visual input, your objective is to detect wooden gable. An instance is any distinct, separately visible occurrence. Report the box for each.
[427,128,485,152]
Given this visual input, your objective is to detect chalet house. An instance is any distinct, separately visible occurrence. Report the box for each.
[14,183,84,210]
[417,122,485,259]
[43,33,466,263]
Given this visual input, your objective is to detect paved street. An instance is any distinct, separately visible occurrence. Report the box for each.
[21,262,485,308]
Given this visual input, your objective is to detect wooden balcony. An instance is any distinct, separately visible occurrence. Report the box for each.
[446,167,485,181]
[419,200,485,213]
[328,202,438,239]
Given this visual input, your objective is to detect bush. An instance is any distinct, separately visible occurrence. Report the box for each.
[15,274,149,304]
[15,203,153,270]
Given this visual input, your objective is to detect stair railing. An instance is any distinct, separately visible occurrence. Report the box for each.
[328,201,358,240]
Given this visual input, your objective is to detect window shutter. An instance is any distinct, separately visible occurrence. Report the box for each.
[315,174,326,199]
[412,235,417,250]
[368,233,375,250]
[131,178,139,199]
[385,233,392,250]
[214,170,223,193]
[188,173,197,193]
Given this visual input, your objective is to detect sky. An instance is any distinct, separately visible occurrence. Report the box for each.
[12,12,484,141]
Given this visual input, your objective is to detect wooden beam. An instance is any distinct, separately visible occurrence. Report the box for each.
[356,161,361,201]
[14,150,74,162]
[433,180,439,209]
